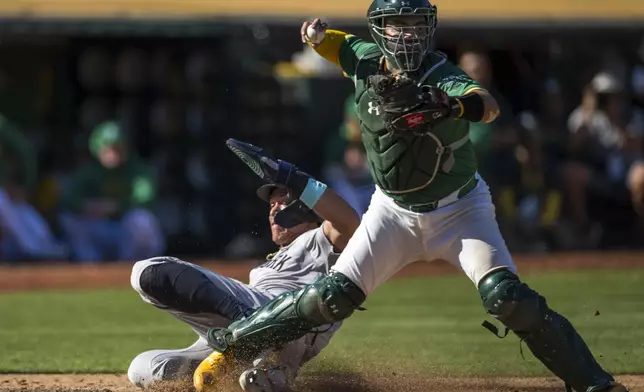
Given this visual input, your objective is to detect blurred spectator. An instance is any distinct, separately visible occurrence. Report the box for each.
[516,78,569,250]
[324,95,362,167]
[0,115,67,261]
[322,95,375,215]
[561,71,644,247]
[59,121,165,262]
[459,50,536,248]
[459,50,520,188]
[324,142,374,217]
[527,78,570,174]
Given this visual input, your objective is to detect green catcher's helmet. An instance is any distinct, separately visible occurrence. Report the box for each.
[367,0,438,72]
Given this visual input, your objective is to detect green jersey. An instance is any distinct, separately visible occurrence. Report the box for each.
[338,37,483,207]
[63,157,156,219]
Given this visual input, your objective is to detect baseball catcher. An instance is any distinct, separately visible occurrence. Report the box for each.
[194,1,628,391]
[127,142,360,392]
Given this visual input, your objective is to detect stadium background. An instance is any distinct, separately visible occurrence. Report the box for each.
[1,0,644,259]
[1,1,644,391]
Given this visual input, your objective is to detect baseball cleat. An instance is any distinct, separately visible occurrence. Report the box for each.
[239,368,274,392]
[604,383,629,392]
[587,382,629,392]
[239,366,288,392]
[193,349,235,392]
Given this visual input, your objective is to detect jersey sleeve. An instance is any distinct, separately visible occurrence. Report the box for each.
[309,30,378,79]
[305,226,340,271]
[434,60,485,97]
[337,36,379,79]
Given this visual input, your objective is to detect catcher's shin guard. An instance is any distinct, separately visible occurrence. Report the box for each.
[479,269,615,392]
[206,272,365,362]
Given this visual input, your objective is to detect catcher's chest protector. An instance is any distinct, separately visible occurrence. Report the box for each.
[354,51,470,195]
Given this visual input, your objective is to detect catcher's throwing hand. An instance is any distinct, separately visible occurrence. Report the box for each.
[300,18,327,47]
[368,74,452,134]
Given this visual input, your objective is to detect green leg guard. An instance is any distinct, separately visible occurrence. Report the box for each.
[207,271,365,362]
[479,269,614,392]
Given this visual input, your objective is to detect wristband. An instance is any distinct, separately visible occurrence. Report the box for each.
[299,178,328,209]
[450,97,465,119]
[449,93,485,122]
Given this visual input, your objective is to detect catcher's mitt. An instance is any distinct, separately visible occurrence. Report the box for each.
[368,74,451,135]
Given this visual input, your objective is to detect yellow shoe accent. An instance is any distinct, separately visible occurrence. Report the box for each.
[193,350,233,392]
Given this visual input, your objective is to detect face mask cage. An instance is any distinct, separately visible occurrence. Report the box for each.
[369,6,437,72]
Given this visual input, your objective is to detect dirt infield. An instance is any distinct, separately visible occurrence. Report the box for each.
[0,373,642,392]
[1,252,643,391]
[1,251,644,292]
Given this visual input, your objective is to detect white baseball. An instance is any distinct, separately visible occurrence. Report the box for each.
[306,25,325,44]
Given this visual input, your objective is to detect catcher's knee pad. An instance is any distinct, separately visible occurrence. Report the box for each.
[478,269,545,332]
[296,271,366,324]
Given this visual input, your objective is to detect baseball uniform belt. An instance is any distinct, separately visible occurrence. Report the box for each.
[393,176,478,213]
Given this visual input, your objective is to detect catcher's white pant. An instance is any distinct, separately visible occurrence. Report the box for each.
[332,174,518,296]
[127,258,338,389]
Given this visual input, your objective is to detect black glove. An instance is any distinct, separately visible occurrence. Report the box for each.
[368,74,451,135]
[226,138,311,193]
[226,138,321,228]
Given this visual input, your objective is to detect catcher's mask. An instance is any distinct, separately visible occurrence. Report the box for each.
[367,0,437,72]
[257,184,322,228]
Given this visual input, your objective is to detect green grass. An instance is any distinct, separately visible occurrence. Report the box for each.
[0,269,643,376]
